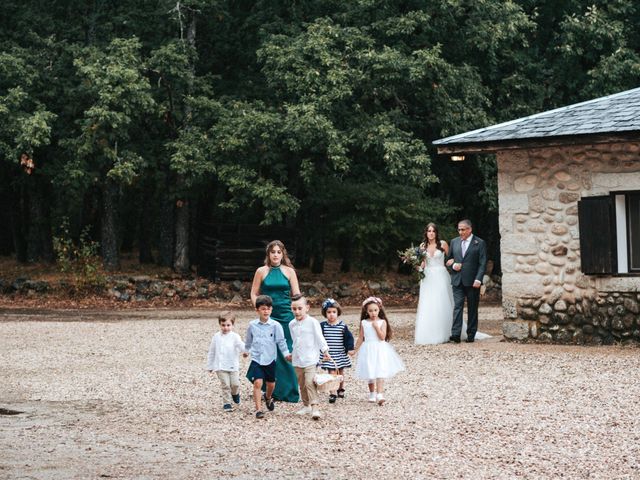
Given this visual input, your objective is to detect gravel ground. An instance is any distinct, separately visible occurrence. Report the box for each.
[1,306,639,480]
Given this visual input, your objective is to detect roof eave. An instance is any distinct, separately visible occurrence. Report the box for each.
[435,131,640,155]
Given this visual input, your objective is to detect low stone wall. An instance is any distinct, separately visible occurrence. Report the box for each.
[0,274,502,307]
[503,292,640,345]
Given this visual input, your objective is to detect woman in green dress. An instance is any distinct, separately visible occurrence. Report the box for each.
[250,240,301,403]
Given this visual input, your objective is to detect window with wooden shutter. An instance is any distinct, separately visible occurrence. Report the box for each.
[627,193,640,272]
[578,195,617,274]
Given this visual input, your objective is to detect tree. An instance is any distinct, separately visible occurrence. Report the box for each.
[553,1,640,100]
[2,0,638,277]
[255,9,490,269]
[0,48,57,262]
[70,37,155,270]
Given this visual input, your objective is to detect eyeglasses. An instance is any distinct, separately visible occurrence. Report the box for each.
[457,227,469,231]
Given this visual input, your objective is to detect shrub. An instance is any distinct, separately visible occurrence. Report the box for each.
[52,219,105,292]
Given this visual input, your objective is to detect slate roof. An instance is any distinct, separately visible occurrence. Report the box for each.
[433,86,640,152]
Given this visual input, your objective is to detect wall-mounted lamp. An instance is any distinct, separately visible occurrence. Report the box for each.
[450,155,465,162]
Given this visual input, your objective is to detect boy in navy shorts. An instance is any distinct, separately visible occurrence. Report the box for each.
[245,295,291,419]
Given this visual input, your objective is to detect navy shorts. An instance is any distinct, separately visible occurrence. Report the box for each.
[247,360,276,383]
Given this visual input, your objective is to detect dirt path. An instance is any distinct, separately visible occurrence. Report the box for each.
[1,306,639,479]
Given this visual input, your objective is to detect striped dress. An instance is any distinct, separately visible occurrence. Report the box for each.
[318,320,354,370]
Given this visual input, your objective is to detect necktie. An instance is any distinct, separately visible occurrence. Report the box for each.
[461,239,468,257]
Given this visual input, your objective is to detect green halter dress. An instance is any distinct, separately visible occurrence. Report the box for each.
[257,266,300,402]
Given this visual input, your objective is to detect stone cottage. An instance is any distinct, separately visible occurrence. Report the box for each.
[434,87,640,344]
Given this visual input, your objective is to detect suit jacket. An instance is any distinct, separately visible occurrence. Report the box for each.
[446,235,487,287]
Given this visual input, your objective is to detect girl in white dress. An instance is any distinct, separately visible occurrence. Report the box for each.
[414,223,490,344]
[355,296,405,405]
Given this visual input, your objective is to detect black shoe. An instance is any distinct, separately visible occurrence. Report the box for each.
[329,394,337,404]
[449,336,461,343]
[223,404,233,412]
[255,411,265,419]
[232,393,240,404]
[336,388,345,399]
[265,397,275,411]
[465,337,475,343]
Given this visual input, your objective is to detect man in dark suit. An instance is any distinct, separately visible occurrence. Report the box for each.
[445,219,487,343]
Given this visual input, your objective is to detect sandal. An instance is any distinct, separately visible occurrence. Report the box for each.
[337,388,345,398]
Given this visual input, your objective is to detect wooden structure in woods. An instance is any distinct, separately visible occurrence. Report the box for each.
[197,223,296,281]
[434,87,640,344]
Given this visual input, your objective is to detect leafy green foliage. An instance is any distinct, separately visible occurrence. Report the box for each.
[550,0,640,104]
[0,51,57,164]
[70,37,155,186]
[2,0,639,272]
[52,219,105,291]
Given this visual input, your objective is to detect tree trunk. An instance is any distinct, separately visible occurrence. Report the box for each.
[119,198,136,253]
[311,246,325,273]
[80,187,100,242]
[138,178,154,264]
[311,227,325,274]
[26,176,54,263]
[10,183,28,263]
[172,10,197,275]
[295,236,310,268]
[101,179,120,271]
[0,190,13,255]
[309,207,325,273]
[338,234,352,273]
[173,193,190,274]
[26,182,38,262]
[157,178,174,267]
[189,195,199,266]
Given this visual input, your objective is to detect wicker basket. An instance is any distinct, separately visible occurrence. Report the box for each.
[314,360,343,393]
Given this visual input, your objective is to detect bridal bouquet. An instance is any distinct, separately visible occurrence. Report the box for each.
[398,244,427,281]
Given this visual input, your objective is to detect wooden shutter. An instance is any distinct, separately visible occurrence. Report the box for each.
[578,195,617,274]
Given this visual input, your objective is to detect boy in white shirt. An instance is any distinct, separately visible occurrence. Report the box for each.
[207,311,246,412]
[289,294,331,420]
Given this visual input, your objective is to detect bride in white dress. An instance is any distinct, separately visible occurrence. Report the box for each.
[414,223,490,344]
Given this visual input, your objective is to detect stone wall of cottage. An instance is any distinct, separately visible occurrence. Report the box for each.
[497,141,640,344]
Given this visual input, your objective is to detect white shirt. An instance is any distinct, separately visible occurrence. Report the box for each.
[289,315,329,368]
[206,331,246,372]
[462,234,474,256]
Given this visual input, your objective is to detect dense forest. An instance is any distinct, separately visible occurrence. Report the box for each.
[1,0,639,276]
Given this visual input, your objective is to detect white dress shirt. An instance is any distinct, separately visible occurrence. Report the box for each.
[289,315,329,368]
[206,331,245,372]
[461,234,473,257]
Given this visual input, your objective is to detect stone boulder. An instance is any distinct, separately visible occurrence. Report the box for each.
[502,321,530,340]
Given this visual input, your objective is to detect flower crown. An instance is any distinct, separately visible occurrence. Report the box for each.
[362,296,383,307]
[322,298,338,310]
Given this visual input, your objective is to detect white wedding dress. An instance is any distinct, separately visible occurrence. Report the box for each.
[414,249,490,344]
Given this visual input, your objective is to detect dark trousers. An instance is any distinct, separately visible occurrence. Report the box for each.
[452,285,480,338]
